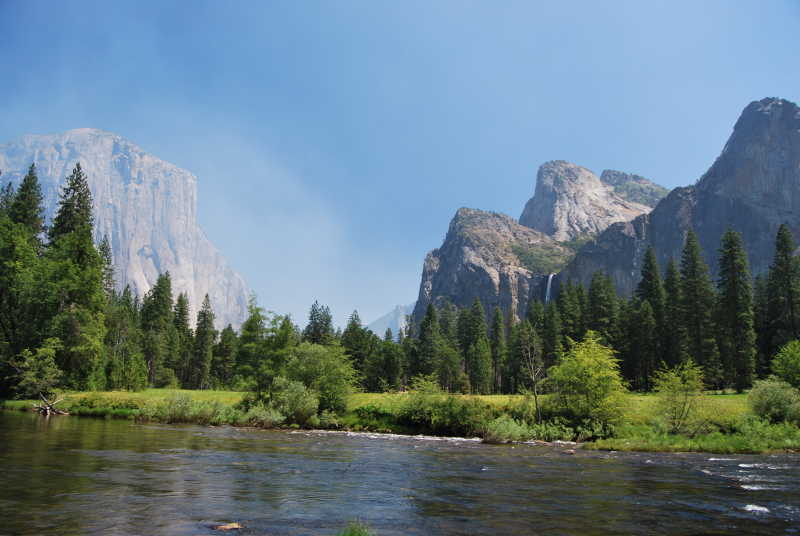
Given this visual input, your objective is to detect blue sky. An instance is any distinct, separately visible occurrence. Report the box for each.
[0,1,798,327]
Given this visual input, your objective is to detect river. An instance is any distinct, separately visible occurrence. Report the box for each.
[1,411,798,535]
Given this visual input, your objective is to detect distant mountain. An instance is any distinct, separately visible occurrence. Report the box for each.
[367,303,415,338]
[0,128,248,327]
[557,97,800,295]
[518,160,653,241]
[411,208,571,324]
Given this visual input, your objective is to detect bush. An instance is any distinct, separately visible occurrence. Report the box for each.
[269,377,319,425]
[652,359,705,435]
[337,521,374,536]
[546,331,627,428]
[483,416,532,443]
[244,405,285,428]
[772,340,800,389]
[285,343,356,414]
[397,390,495,437]
[748,378,800,424]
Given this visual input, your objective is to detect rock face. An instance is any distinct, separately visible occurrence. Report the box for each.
[0,128,248,327]
[599,170,668,208]
[411,208,571,324]
[519,160,652,241]
[558,97,800,295]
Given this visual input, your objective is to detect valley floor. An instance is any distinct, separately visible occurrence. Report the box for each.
[3,389,798,454]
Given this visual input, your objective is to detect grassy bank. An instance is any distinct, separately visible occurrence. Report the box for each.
[3,389,798,453]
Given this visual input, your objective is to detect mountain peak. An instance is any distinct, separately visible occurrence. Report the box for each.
[519,160,651,241]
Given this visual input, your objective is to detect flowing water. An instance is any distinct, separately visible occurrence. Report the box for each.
[1,411,798,535]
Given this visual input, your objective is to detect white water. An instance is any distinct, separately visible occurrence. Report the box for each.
[544,273,555,303]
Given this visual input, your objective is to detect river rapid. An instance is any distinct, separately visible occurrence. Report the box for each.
[1,411,798,535]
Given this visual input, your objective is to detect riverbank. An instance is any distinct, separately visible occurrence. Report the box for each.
[2,389,799,454]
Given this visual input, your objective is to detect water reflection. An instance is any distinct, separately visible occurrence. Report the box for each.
[1,411,798,535]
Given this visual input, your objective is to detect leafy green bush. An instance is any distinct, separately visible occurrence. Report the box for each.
[285,343,356,414]
[748,378,800,424]
[483,416,532,443]
[243,405,285,428]
[652,359,706,434]
[337,521,374,536]
[546,331,627,428]
[398,390,495,437]
[269,377,319,425]
[772,340,800,389]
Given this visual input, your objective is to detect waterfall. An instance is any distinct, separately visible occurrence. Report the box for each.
[544,273,555,303]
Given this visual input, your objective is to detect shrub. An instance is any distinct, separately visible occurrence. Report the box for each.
[397,390,495,437]
[652,359,705,435]
[269,377,319,425]
[337,521,374,536]
[748,378,800,424]
[285,343,356,414]
[244,405,285,428]
[772,340,800,389]
[546,331,627,428]
[483,416,532,443]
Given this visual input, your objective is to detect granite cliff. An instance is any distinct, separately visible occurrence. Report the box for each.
[557,97,800,295]
[0,128,248,327]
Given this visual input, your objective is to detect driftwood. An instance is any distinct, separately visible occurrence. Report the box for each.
[33,393,69,416]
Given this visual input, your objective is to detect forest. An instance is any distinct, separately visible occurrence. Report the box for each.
[2,163,800,446]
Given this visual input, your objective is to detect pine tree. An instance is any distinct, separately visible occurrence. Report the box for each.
[437,303,459,347]
[766,224,800,359]
[49,163,93,242]
[46,163,107,390]
[526,299,545,333]
[303,300,334,345]
[213,324,238,387]
[416,303,442,378]
[679,230,722,388]
[489,306,507,393]
[237,295,267,378]
[463,298,488,385]
[191,294,216,389]
[140,272,174,384]
[341,310,369,375]
[98,235,115,299]
[172,292,193,385]
[631,300,658,391]
[557,280,583,341]
[467,336,493,394]
[716,229,756,392]
[663,258,687,366]
[587,272,619,346]
[542,301,562,366]
[9,164,45,243]
[104,287,147,391]
[0,179,15,217]
[753,274,770,377]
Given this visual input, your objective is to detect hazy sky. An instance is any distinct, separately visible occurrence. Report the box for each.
[1,1,798,327]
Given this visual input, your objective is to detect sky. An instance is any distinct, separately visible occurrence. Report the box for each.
[0,1,798,327]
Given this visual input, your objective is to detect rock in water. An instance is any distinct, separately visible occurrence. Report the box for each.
[0,128,248,327]
[558,97,800,294]
[519,160,652,241]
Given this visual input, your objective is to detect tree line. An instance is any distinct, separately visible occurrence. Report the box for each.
[1,162,798,399]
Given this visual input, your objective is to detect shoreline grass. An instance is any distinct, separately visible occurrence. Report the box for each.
[2,389,796,454]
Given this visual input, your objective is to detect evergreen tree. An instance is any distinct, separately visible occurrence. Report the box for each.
[542,301,563,366]
[415,303,442,378]
[213,324,238,387]
[587,272,619,346]
[9,164,45,243]
[98,235,115,299]
[557,280,583,341]
[631,300,658,391]
[46,163,107,390]
[437,303,459,347]
[679,230,722,388]
[663,258,687,366]
[191,294,216,389]
[467,336,492,394]
[49,163,93,242]
[172,292,193,385]
[766,224,800,359]
[341,310,370,375]
[526,299,545,333]
[303,300,334,345]
[753,274,771,377]
[716,229,756,392]
[104,287,147,391]
[237,294,267,378]
[140,272,174,384]
[489,306,507,393]
[0,179,15,217]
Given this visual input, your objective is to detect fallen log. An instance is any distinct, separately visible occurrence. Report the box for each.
[33,393,69,416]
